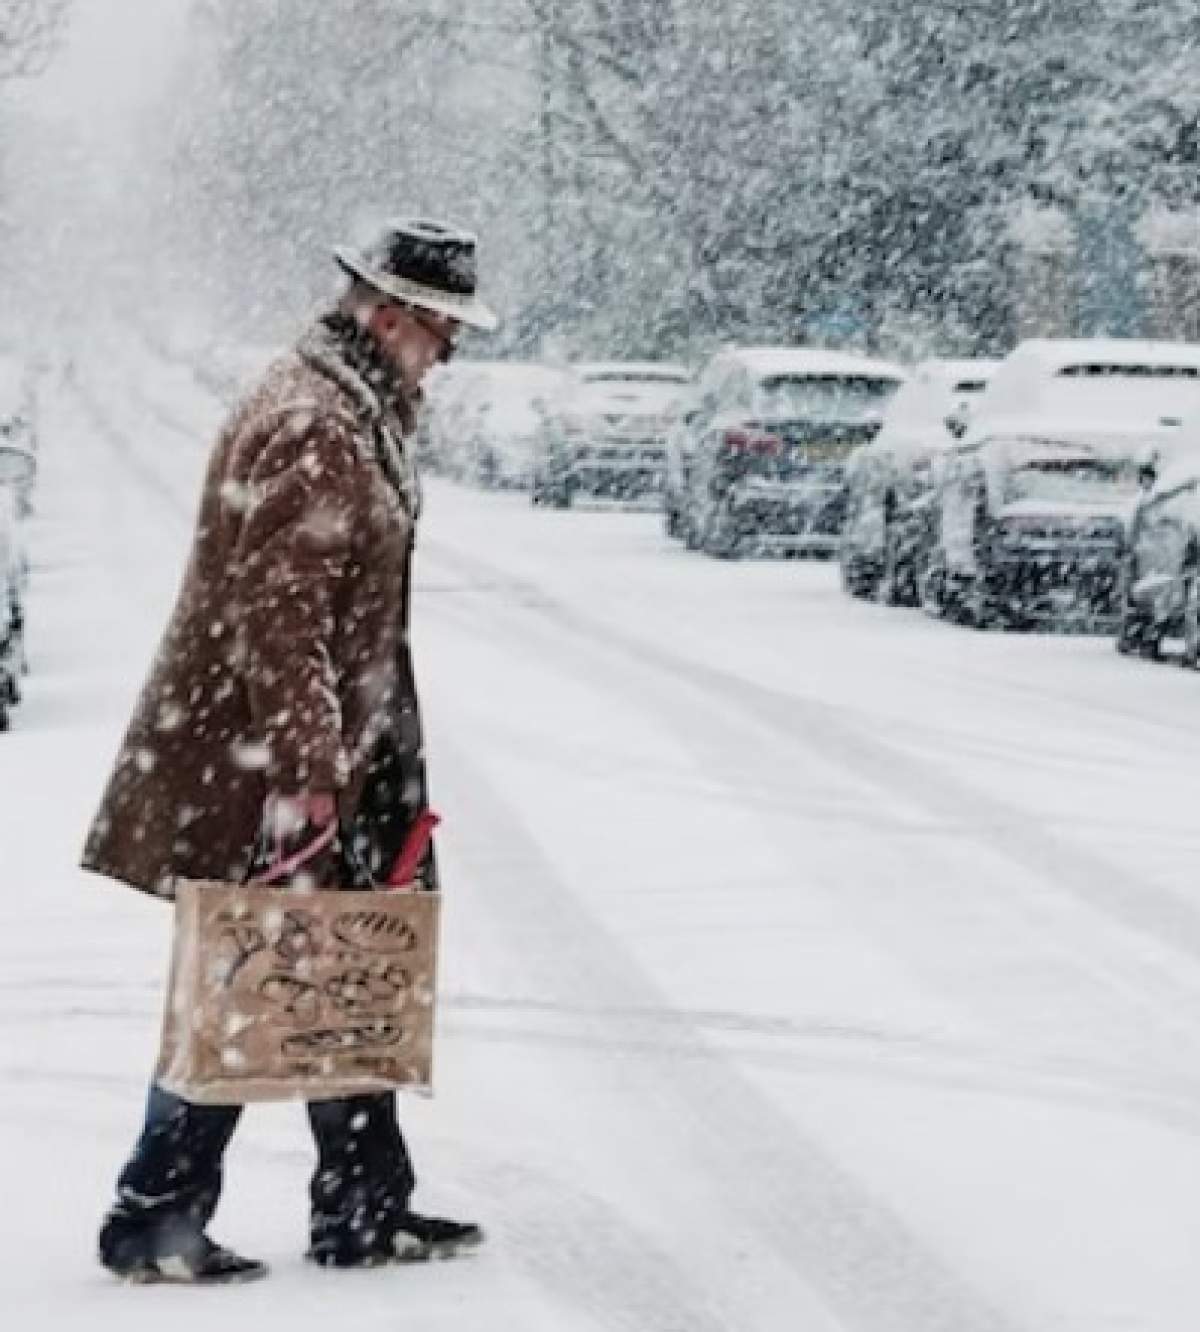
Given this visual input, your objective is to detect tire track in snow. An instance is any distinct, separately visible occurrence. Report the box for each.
[421,536,1200,991]
[419,542,1200,1158]
[8,975,1200,1144]
[430,725,1024,1332]
[67,374,195,523]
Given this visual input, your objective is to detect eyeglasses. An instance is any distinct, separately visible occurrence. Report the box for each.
[404,305,460,363]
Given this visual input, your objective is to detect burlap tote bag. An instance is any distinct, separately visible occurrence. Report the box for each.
[155,878,440,1105]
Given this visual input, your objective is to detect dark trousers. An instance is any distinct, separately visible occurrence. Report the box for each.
[106,1083,416,1253]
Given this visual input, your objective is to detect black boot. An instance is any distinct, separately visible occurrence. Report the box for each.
[99,1209,267,1284]
[308,1209,484,1268]
[99,1085,263,1284]
[305,1092,483,1267]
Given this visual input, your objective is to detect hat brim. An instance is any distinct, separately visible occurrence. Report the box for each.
[334,246,499,332]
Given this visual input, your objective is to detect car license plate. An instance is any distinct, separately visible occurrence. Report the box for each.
[797,439,852,463]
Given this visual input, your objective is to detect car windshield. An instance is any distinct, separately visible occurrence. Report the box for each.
[1003,456,1141,505]
[752,375,899,421]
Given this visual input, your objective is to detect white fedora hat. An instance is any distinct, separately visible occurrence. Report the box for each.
[334,217,499,332]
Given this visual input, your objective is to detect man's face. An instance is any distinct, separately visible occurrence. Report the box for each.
[368,302,461,392]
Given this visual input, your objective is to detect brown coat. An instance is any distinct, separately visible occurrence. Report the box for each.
[82,325,424,899]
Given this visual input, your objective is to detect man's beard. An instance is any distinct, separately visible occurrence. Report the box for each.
[321,311,416,414]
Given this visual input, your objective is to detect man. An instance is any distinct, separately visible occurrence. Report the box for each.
[82,218,498,1283]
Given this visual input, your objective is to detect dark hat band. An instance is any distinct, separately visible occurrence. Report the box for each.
[362,229,477,297]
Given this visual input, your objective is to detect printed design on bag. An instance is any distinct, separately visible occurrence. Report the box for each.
[281,1021,406,1056]
[273,910,323,965]
[255,961,411,1022]
[219,920,268,983]
[216,908,324,983]
[180,888,435,1092]
[332,910,420,952]
[258,974,321,1022]
[325,962,411,1013]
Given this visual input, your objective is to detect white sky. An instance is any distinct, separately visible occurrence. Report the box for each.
[17,0,191,119]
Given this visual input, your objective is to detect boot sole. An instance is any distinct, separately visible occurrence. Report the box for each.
[116,1260,270,1286]
[307,1229,485,1269]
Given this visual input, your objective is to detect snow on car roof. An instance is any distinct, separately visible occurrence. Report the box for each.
[468,361,569,383]
[426,359,566,406]
[875,358,1000,432]
[970,339,1200,442]
[1009,338,1200,374]
[854,358,999,464]
[924,358,1003,391]
[727,346,907,383]
[574,361,691,382]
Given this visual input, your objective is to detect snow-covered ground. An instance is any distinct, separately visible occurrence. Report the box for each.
[5,338,1200,1331]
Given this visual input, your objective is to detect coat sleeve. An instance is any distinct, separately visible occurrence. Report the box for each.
[231,411,362,793]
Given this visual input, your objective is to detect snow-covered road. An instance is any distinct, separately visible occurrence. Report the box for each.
[4,342,1200,1331]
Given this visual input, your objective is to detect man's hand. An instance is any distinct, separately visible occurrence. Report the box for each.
[254,792,339,887]
[266,792,337,840]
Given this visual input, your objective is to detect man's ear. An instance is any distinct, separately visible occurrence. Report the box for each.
[368,303,405,339]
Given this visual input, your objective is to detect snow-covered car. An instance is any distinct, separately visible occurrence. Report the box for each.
[921,339,1200,627]
[928,436,1145,628]
[840,357,999,603]
[532,362,691,506]
[0,443,36,728]
[447,362,570,489]
[420,359,488,476]
[1116,452,1200,664]
[671,348,905,557]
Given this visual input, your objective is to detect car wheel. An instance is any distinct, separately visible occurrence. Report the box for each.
[681,496,701,550]
[915,548,947,619]
[664,493,682,539]
[839,549,878,599]
[1115,602,1159,657]
[962,580,1011,630]
[1128,622,1161,658]
[1182,566,1200,668]
[701,499,742,559]
[945,572,988,628]
[879,527,917,607]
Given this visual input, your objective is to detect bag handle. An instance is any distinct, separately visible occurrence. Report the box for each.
[252,820,338,886]
[243,809,440,892]
[385,809,441,890]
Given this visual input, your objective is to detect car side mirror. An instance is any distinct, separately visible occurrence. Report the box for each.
[0,445,35,488]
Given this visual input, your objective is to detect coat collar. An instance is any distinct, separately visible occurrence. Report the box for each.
[295,315,417,432]
[295,316,422,518]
